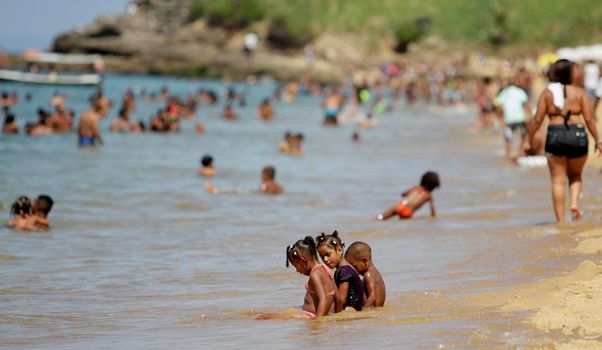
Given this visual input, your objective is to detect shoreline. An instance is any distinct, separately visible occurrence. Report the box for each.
[467,225,602,349]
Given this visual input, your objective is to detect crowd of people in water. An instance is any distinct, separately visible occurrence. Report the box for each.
[4,56,602,318]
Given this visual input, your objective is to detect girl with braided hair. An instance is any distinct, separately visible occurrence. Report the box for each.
[316,231,363,312]
[257,236,336,320]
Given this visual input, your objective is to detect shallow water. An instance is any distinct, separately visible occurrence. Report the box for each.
[1,75,602,349]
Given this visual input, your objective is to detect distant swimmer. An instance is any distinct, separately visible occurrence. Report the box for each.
[78,98,104,146]
[31,195,53,229]
[259,165,283,195]
[322,87,344,126]
[257,98,274,121]
[345,242,386,308]
[7,195,51,230]
[2,114,18,134]
[204,165,283,195]
[111,107,140,133]
[378,171,440,220]
[198,155,216,177]
[257,236,336,320]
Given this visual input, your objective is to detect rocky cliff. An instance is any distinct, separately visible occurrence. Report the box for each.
[51,0,364,82]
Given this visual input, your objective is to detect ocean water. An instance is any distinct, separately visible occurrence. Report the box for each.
[1,75,601,349]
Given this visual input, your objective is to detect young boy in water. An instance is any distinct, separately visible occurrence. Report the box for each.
[378,171,440,220]
[345,242,386,308]
[31,194,53,229]
[198,155,216,177]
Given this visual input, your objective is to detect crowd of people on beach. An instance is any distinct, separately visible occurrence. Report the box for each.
[4,54,602,319]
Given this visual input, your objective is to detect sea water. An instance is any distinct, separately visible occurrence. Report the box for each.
[1,74,601,349]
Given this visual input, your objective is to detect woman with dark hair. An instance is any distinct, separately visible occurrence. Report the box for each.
[527,59,602,223]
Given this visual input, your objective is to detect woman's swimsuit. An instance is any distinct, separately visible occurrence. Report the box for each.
[544,84,589,158]
[334,265,363,311]
[303,264,336,318]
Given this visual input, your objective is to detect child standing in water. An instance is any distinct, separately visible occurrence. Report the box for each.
[345,242,386,308]
[257,236,336,319]
[378,171,440,220]
[316,231,363,312]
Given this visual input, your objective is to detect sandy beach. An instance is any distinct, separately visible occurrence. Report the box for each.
[468,225,602,349]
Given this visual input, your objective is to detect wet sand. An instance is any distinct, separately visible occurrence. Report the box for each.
[468,225,602,349]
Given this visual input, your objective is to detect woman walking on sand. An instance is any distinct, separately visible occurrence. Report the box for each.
[527,59,602,223]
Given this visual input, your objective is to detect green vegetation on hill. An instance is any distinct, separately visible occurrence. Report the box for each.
[189,0,602,50]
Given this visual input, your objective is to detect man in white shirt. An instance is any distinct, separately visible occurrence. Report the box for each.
[495,76,531,160]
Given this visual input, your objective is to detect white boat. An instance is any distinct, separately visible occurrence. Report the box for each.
[0,69,102,86]
[0,51,103,86]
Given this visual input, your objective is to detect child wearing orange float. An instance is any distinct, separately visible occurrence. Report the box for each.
[378,171,440,220]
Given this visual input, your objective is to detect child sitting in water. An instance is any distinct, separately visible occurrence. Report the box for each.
[198,155,216,177]
[378,171,440,220]
[345,242,386,308]
[257,236,336,320]
[316,231,363,312]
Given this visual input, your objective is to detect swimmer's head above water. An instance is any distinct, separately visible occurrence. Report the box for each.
[286,236,319,275]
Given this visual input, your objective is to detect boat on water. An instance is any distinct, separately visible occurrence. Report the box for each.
[0,51,103,86]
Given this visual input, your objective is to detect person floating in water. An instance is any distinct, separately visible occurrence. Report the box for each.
[198,155,216,177]
[378,171,440,220]
[204,165,283,195]
[316,231,363,312]
[345,242,386,308]
[257,236,336,320]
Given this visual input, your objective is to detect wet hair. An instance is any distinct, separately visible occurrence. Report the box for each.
[286,236,318,268]
[262,165,276,179]
[295,133,304,141]
[420,171,440,192]
[201,155,213,167]
[549,59,574,85]
[36,195,54,215]
[118,108,128,118]
[316,230,344,249]
[284,131,292,140]
[344,241,371,262]
[4,114,15,125]
[11,196,32,217]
